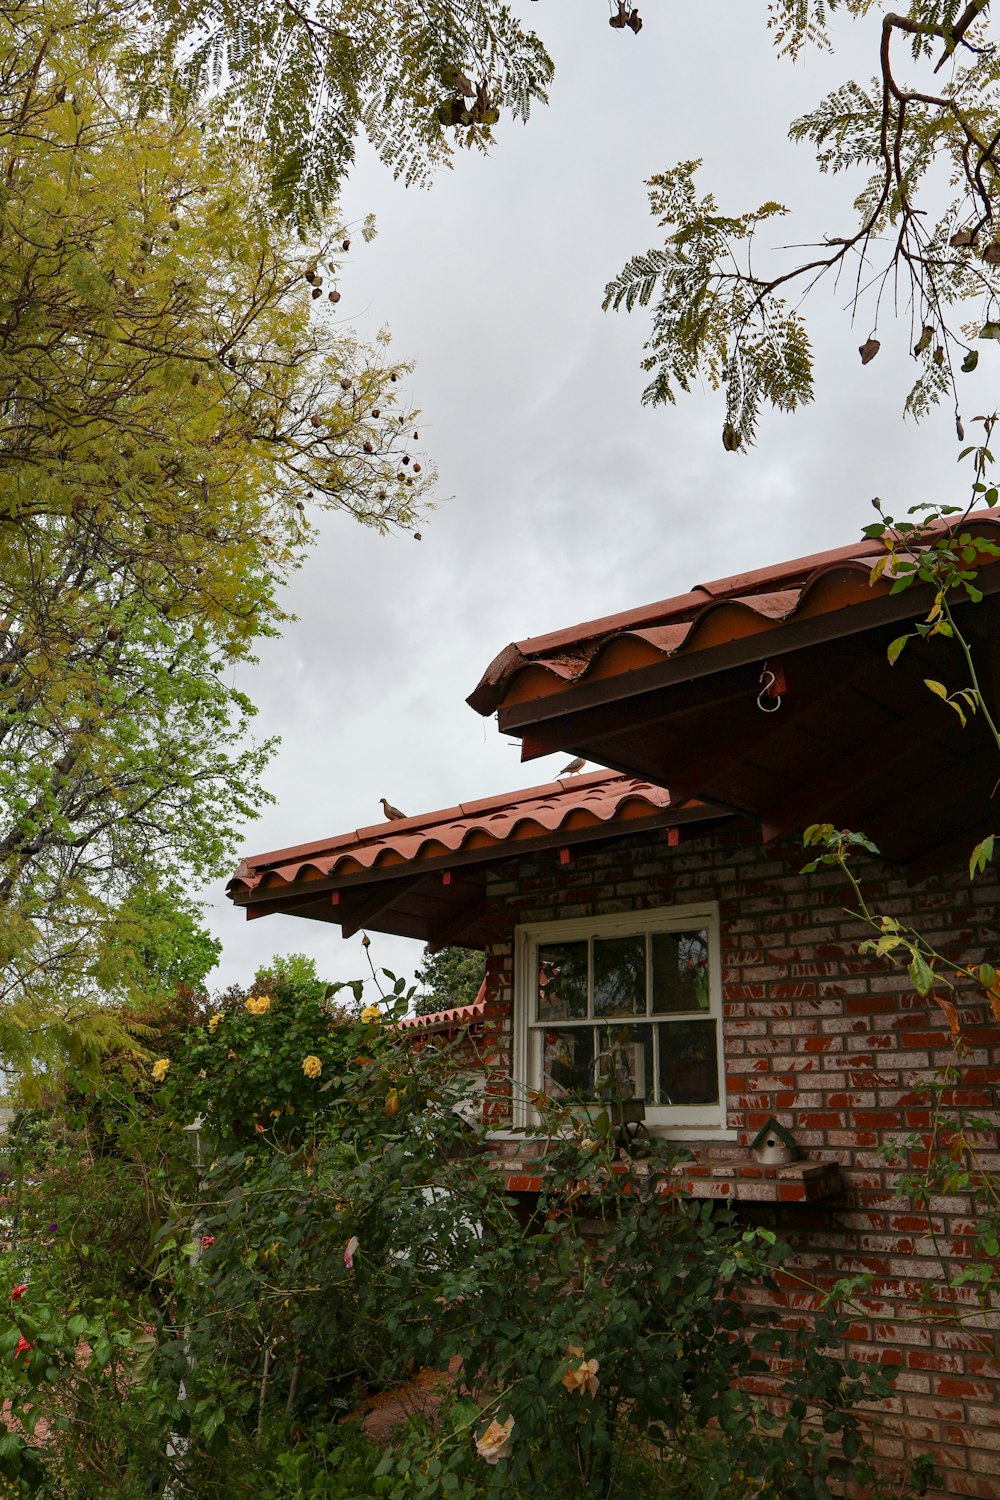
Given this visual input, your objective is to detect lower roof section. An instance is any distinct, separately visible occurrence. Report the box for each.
[226,771,729,950]
[397,983,487,1034]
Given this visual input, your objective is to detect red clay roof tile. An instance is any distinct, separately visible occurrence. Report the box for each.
[397,982,487,1033]
[467,511,1000,716]
[228,771,683,901]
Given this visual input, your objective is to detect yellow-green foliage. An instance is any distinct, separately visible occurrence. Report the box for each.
[0,0,432,1066]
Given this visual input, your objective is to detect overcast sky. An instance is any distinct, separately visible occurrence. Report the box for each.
[200,2,995,997]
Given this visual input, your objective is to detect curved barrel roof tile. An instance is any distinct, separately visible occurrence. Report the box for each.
[467,514,1000,716]
[228,771,676,899]
[397,982,487,1033]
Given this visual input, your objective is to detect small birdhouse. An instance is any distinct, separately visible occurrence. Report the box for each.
[750,1117,799,1166]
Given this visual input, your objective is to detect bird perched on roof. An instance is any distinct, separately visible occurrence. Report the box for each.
[559,757,586,776]
[379,797,406,820]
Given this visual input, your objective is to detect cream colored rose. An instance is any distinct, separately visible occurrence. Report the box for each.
[561,1346,600,1397]
[302,1055,322,1079]
[474,1415,514,1465]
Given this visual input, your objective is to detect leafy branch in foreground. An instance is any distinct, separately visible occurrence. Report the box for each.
[802,821,1000,1039]
[130,0,554,221]
[800,420,1000,1036]
[606,2,1000,447]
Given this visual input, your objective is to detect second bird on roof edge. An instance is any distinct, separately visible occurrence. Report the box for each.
[380,760,589,823]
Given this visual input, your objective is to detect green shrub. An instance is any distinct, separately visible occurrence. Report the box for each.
[0,968,923,1499]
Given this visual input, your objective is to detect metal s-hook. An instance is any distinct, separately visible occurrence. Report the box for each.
[757,662,782,713]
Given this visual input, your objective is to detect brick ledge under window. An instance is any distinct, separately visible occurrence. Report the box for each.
[490,1146,842,1205]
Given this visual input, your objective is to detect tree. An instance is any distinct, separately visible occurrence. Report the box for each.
[254,952,331,1007]
[138,0,554,222]
[414,945,485,1014]
[604,1,1000,447]
[0,0,431,1061]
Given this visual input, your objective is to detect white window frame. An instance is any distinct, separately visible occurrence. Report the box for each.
[512,902,728,1137]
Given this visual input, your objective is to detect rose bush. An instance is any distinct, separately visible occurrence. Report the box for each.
[0,957,933,1498]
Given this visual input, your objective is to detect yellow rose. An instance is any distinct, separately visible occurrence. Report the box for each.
[245,994,271,1015]
[302,1055,322,1079]
[359,1004,381,1025]
[207,1013,222,1034]
[151,1058,170,1083]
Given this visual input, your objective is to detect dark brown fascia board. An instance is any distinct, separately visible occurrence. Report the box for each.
[231,804,730,916]
[496,575,1000,737]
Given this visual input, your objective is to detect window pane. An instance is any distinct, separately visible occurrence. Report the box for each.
[657,1020,719,1105]
[537,942,588,1021]
[541,1027,594,1098]
[593,934,645,1017]
[651,929,710,1013]
[595,1024,653,1104]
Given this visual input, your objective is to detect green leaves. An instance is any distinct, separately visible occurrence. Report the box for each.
[139,0,553,221]
[603,162,811,448]
[969,834,995,880]
[0,0,439,1050]
[908,950,935,997]
[923,678,978,727]
[609,6,1000,436]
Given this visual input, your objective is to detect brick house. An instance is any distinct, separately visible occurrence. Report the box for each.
[228,515,1000,1496]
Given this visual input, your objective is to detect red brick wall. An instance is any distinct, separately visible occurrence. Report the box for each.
[477,818,1000,1497]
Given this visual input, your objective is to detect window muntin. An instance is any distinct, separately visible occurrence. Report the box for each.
[517,905,724,1131]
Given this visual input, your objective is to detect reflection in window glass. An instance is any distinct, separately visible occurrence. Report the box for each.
[651,929,710,1013]
[658,1020,718,1105]
[542,1027,593,1097]
[593,934,645,1017]
[525,908,722,1125]
[536,942,587,1021]
[595,1024,653,1104]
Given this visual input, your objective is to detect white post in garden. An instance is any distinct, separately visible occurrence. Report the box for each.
[163,1117,208,1498]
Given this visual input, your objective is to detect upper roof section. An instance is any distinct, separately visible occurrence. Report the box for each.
[227,772,724,949]
[465,512,1000,870]
[467,512,1000,720]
